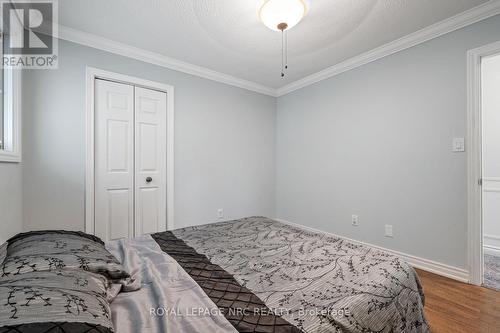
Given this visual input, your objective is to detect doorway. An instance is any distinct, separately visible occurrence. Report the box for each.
[481,53,500,290]
[467,41,500,288]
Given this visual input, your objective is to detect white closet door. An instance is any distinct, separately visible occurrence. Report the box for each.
[134,87,167,235]
[95,79,135,241]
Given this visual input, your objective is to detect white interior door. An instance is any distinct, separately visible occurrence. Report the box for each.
[134,87,167,235]
[94,80,167,241]
[95,79,135,241]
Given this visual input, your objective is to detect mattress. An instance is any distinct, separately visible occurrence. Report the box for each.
[109,217,429,333]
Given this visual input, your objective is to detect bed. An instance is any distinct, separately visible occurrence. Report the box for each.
[0,217,429,333]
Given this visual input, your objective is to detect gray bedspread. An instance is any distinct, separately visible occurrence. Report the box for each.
[172,217,430,333]
[106,235,237,333]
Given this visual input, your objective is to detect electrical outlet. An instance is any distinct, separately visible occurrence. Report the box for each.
[385,224,393,238]
[217,208,224,219]
[352,215,359,226]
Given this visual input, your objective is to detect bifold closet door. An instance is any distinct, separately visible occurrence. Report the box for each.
[95,80,168,242]
[134,86,167,236]
[95,79,135,241]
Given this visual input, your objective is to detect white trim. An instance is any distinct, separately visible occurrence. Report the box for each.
[276,0,500,96]
[53,2,500,98]
[483,235,500,257]
[467,43,483,286]
[484,245,500,257]
[274,218,470,283]
[485,234,500,242]
[483,188,500,193]
[484,234,500,256]
[0,69,22,163]
[0,8,22,163]
[85,67,175,236]
[85,69,95,235]
[466,40,500,286]
[58,26,277,97]
[483,177,500,182]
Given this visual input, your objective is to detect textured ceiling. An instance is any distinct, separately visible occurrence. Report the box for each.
[59,0,489,88]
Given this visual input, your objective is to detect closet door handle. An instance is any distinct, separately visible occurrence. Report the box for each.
[146,177,153,183]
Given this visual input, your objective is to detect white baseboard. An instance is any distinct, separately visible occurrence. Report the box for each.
[484,233,500,246]
[484,234,500,257]
[484,245,500,257]
[273,218,470,283]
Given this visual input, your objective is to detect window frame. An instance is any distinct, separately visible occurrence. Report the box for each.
[0,33,22,163]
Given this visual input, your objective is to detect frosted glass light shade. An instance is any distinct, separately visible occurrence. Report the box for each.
[259,0,307,31]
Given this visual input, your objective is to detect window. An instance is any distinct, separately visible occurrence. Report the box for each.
[0,31,21,162]
[0,45,3,150]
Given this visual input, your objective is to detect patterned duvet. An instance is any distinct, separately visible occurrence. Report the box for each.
[0,218,429,333]
[165,217,429,333]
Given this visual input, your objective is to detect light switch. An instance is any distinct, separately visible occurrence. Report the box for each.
[452,138,465,152]
[385,224,393,238]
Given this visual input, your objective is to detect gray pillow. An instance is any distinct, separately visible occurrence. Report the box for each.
[0,270,114,331]
[1,231,130,281]
[0,242,6,266]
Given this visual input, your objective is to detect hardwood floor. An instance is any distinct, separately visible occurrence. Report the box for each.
[416,269,500,333]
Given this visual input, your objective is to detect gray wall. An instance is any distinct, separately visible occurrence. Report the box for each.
[14,14,500,270]
[276,14,500,270]
[0,163,22,243]
[23,39,276,232]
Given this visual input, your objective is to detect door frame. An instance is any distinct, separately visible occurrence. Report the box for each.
[85,67,175,235]
[467,41,500,285]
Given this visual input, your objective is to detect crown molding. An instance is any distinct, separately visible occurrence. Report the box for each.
[55,1,500,98]
[276,0,500,96]
[56,25,278,97]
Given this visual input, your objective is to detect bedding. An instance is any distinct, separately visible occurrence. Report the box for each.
[152,231,301,332]
[106,235,237,333]
[150,217,429,333]
[2,231,131,281]
[0,230,135,333]
[0,218,429,333]
[0,270,113,331]
[0,243,6,266]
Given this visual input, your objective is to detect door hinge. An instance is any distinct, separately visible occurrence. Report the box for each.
[478,178,483,186]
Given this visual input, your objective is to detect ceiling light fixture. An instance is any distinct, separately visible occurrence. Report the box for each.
[259,0,307,78]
